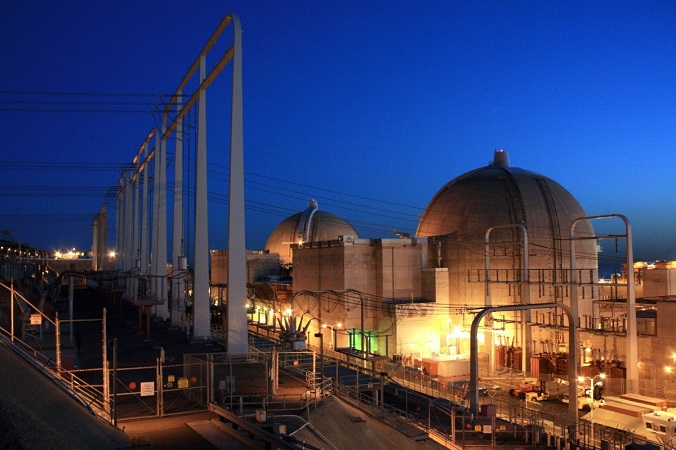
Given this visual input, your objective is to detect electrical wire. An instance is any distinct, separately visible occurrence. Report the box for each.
[0,90,636,260]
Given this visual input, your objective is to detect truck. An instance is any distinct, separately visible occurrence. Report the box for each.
[643,410,676,442]
[561,382,605,411]
[509,378,548,402]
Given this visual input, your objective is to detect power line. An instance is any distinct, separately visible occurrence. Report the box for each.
[0,108,155,113]
[0,161,131,171]
[0,99,160,107]
[0,90,175,98]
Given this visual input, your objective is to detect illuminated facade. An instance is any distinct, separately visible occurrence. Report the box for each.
[217,150,676,387]
[288,150,601,375]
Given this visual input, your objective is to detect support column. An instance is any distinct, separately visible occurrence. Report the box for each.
[131,162,140,297]
[155,125,169,318]
[124,176,134,299]
[150,133,160,305]
[171,94,184,328]
[226,14,248,354]
[115,193,123,271]
[141,137,150,278]
[625,219,638,390]
[92,209,99,270]
[193,54,211,340]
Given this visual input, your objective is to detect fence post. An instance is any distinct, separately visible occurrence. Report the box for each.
[55,312,61,377]
[112,338,117,426]
[102,308,109,420]
[10,279,15,341]
[209,354,214,404]
[157,357,163,418]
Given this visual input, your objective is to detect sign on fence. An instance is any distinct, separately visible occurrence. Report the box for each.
[140,382,155,397]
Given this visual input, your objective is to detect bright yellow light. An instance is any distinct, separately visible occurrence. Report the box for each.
[54,248,82,260]
[450,326,469,339]
[336,322,342,328]
[284,308,292,316]
[667,366,673,374]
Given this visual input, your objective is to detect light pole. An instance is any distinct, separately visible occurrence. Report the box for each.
[578,373,606,443]
[314,330,324,396]
[334,322,342,349]
[665,355,676,401]
[324,321,342,350]
[666,366,673,401]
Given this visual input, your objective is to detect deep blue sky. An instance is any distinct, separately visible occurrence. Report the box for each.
[1,1,674,263]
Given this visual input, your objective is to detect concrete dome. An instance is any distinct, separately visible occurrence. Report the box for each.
[265,200,359,264]
[417,149,597,308]
[418,149,595,243]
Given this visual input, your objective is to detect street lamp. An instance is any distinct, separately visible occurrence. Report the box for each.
[666,366,674,400]
[323,321,342,350]
[578,373,606,443]
[314,329,324,396]
[334,322,342,349]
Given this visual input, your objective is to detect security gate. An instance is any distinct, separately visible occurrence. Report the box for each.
[112,356,210,421]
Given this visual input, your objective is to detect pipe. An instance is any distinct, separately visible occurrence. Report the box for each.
[469,303,578,424]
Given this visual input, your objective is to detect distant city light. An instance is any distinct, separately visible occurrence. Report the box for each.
[54,248,84,259]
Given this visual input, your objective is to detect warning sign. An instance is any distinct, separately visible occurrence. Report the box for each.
[140,381,155,397]
[178,377,189,389]
[30,314,42,326]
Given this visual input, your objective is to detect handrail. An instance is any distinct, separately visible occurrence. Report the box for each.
[209,403,303,449]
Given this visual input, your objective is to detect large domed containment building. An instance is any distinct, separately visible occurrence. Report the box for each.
[418,149,598,305]
[265,200,359,264]
[415,149,598,372]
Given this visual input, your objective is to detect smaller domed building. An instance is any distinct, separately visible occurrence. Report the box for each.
[265,200,359,264]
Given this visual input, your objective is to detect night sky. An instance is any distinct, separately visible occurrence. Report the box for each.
[1,1,674,264]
